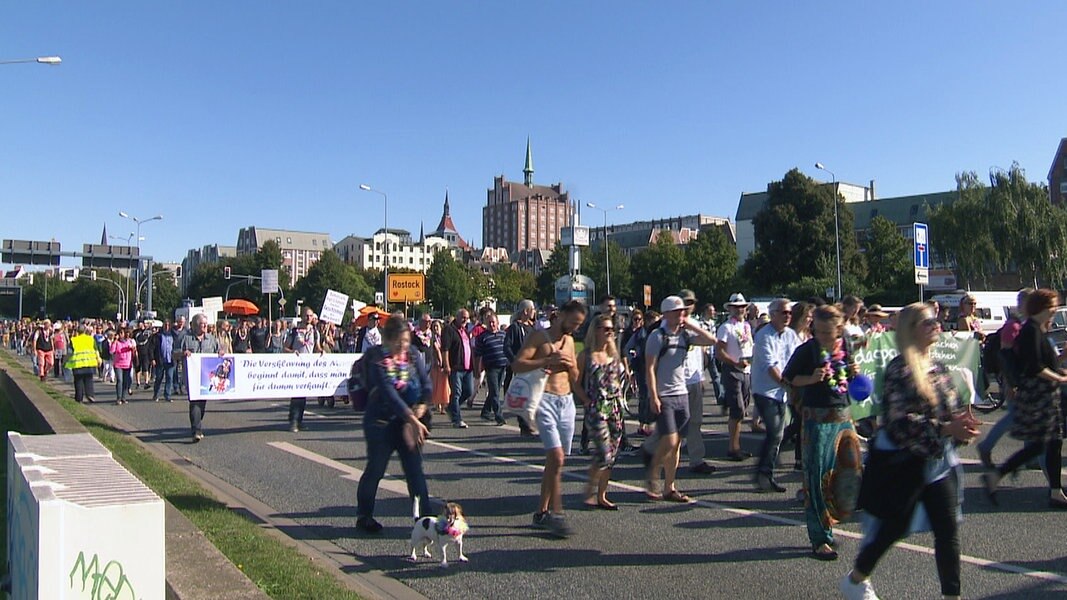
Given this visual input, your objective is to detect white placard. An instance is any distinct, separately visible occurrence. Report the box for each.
[202,296,223,320]
[186,353,360,400]
[352,299,367,313]
[261,269,279,294]
[320,289,350,325]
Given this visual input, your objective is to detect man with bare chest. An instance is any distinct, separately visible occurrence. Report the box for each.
[512,300,587,538]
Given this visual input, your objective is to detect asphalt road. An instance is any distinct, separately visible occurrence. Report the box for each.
[26,358,1067,599]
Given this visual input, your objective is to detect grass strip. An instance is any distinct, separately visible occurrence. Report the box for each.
[0,355,362,599]
[0,385,23,572]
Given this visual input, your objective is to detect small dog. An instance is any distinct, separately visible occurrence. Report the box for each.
[408,501,469,567]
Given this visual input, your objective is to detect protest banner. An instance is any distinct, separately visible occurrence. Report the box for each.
[186,353,360,401]
[848,332,982,420]
[320,289,350,325]
[202,296,224,320]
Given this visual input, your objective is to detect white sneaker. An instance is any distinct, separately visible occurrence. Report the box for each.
[840,572,879,600]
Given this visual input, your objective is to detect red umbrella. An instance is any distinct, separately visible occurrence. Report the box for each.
[223,299,260,316]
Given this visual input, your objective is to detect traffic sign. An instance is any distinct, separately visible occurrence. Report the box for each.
[388,273,425,303]
[2,239,61,266]
[643,284,652,308]
[913,222,929,285]
[261,269,279,294]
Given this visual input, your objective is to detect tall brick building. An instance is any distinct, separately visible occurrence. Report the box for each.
[483,140,574,256]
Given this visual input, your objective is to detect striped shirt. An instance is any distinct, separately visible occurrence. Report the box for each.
[474,330,509,369]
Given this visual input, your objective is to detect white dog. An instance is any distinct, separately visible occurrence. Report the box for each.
[408,501,469,567]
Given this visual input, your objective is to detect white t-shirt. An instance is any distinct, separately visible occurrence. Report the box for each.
[361,327,382,352]
[684,317,705,385]
[717,317,754,374]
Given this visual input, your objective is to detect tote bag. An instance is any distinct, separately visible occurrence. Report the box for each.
[504,369,548,429]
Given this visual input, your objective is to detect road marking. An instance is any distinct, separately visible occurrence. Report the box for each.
[424,437,1067,585]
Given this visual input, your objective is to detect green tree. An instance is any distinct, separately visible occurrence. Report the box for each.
[582,241,631,303]
[863,216,914,305]
[426,249,471,316]
[743,168,866,296]
[291,250,374,318]
[490,263,536,308]
[684,227,737,308]
[630,231,686,308]
[928,172,999,289]
[536,242,569,304]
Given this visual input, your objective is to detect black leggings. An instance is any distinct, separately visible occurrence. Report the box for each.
[854,473,961,596]
[999,439,1063,490]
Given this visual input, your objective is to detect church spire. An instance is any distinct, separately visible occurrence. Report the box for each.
[523,137,534,187]
[101,223,109,245]
[444,188,450,216]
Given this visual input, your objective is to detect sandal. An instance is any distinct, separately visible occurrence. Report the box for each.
[644,480,662,500]
[662,490,692,503]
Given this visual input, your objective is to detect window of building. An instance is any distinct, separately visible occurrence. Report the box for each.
[275,237,281,244]
[286,237,292,244]
[312,239,317,246]
[1061,181,1067,195]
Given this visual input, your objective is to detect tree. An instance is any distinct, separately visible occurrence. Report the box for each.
[863,216,914,305]
[426,249,471,316]
[743,168,865,296]
[582,241,631,303]
[928,172,999,289]
[291,250,373,318]
[489,263,536,308]
[629,230,686,308]
[536,242,569,304]
[684,227,738,307]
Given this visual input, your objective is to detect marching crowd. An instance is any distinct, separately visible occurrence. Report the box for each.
[3,285,1065,600]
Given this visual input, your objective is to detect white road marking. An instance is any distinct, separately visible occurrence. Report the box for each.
[423,437,1067,585]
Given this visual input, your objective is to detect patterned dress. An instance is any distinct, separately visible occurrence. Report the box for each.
[584,356,626,470]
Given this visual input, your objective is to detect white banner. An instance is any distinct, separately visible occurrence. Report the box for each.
[321,289,349,325]
[186,353,360,400]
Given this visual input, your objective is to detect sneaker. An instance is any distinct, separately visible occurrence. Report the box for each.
[356,516,383,534]
[617,445,639,457]
[839,572,879,600]
[289,423,300,433]
[532,511,550,529]
[453,421,469,429]
[152,396,160,402]
[546,514,573,538]
[193,432,204,443]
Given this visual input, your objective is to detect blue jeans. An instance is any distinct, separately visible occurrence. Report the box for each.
[481,367,506,420]
[754,394,787,477]
[115,368,132,401]
[153,363,176,400]
[706,355,725,403]
[448,369,473,425]
[189,400,207,435]
[977,402,1014,456]
[356,417,430,519]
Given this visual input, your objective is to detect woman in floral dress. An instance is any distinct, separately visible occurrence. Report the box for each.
[575,313,626,510]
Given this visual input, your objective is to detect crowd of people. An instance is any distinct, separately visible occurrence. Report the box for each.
[3,285,1065,600]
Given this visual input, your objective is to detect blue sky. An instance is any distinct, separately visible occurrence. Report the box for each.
[2,2,1064,267]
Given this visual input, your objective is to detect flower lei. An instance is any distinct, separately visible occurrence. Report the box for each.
[819,338,849,395]
[380,351,410,391]
[731,319,751,345]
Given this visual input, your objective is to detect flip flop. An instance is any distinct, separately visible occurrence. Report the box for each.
[662,490,692,503]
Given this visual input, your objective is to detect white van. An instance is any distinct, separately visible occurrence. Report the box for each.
[930,291,1020,335]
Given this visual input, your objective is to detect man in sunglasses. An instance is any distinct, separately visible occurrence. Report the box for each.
[751,298,801,492]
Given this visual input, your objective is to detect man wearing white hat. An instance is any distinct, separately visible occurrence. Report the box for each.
[751,298,801,492]
[644,295,717,502]
[716,293,755,461]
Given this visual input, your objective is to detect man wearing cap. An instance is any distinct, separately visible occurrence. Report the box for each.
[717,293,755,461]
[751,298,801,492]
[644,295,718,501]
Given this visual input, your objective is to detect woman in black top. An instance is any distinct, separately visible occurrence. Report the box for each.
[982,288,1067,509]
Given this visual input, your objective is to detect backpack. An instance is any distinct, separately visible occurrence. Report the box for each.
[653,327,690,362]
[982,325,1005,375]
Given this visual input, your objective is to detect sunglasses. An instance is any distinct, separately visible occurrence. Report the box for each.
[599,327,615,333]
[920,318,940,327]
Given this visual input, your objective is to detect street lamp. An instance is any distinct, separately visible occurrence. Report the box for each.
[0,56,62,65]
[110,233,143,321]
[359,184,389,311]
[814,163,842,301]
[585,202,624,296]
[119,211,163,313]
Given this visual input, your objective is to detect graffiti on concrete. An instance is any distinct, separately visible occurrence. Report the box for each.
[68,551,137,600]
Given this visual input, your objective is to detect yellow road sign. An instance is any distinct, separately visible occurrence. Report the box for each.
[388,273,426,303]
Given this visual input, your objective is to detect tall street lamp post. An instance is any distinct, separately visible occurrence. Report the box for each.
[110,233,142,321]
[585,202,624,296]
[119,212,163,315]
[815,163,842,301]
[359,184,389,311]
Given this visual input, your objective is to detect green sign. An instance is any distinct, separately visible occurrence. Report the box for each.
[849,332,983,420]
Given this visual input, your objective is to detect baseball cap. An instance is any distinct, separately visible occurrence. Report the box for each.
[660,295,686,313]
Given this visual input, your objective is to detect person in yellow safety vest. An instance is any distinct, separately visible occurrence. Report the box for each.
[66,324,101,403]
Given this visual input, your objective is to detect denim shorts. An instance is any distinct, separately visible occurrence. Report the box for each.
[537,391,576,454]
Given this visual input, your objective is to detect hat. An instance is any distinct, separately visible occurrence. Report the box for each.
[53,323,63,330]
[678,289,697,305]
[768,298,794,313]
[866,304,889,318]
[660,295,686,313]
[726,293,748,307]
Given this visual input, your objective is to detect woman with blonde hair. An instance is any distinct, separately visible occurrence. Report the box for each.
[841,303,980,600]
[575,313,627,510]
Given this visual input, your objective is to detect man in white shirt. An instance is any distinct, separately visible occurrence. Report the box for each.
[716,293,755,461]
[751,298,801,492]
[361,313,382,352]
